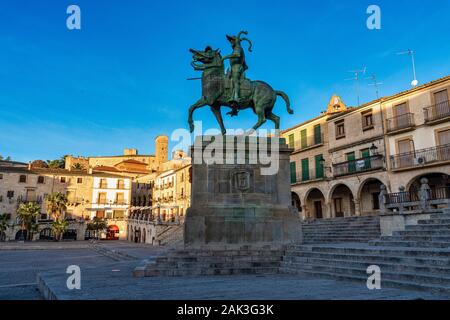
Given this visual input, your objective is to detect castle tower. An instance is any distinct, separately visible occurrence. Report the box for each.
[155,135,169,165]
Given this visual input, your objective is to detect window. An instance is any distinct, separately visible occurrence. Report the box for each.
[98,192,107,204]
[346,152,356,173]
[437,129,450,146]
[100,179,107,188]
[37,176,45,184]
[77,177,83,184]
[288,134,295,149]
[96,210,105,219]
[0,174,3,179]
[335,121,345,139]
[360,149,371,170]
[19,175,27,183]
[315,155,324,179]
[0,195,2,202]
[116,193,124,205]
[60,177,66,183]
[300,129,307,148]
[113,210,125,219]
[117,179,125,189]
[7,191,14,198]
[301,158,310,181]
[434,89,448,105]
[362,110,374,130]
[313,125,322,144]
[290,162,297,184]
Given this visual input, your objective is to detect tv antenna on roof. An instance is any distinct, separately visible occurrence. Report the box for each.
[345,66,366,106]
[366,74,383,99]
[397,49,418,87]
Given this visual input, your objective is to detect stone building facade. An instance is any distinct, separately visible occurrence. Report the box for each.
[282,75,450,220]
[0,161,132,241]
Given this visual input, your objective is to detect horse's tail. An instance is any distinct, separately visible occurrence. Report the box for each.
[276,90,293,114]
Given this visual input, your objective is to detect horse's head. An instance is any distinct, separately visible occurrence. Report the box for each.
[189,46,222,71]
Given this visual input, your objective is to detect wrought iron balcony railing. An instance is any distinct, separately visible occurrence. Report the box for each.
[386,113,415,133]
[291,168,326,184]
[333,155,384,177]
[17,195,43,204]
[424,100,450,123]
[390,144,450,170]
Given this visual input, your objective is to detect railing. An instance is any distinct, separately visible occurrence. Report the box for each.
[333,155,384,177]
[390,144,450,170]
[291,168,325,184]
[291,134,324,151]
[17,195,43,204]
[386,113,415,133]
[383,186,450,213]
[424,100,450,123]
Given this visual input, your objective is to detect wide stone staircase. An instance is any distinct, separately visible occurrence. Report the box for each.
[301,215,381,244]
[134,245,284,277]
[155,224,184,247]
[281,209,450,294]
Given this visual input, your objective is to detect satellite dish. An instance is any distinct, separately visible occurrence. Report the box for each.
[411,79,419,87]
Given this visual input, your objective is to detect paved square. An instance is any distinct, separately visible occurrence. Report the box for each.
[1,242,449,300]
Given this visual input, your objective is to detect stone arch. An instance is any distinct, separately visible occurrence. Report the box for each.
[406,172,449,193]
[358,178,385,216]
[291,192,301,212]
[329,183,355,218]
[304,187,327,219]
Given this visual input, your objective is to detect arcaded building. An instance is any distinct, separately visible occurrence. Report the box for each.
[283,75,450,220]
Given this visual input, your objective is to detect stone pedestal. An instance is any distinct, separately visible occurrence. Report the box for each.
[184,135,301,248]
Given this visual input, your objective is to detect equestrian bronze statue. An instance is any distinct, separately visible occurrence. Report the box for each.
[188,31,293,135]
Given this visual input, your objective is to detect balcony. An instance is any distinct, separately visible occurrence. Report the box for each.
[291,134,324,152]
[424,100,450,124]
[386,113,415,134]
[17,195,43,204]
[333,155,384,177]
[291,168,325,184]
[390,144,450,170]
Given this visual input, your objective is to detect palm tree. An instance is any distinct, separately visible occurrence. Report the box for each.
[45,193,68,221]
[16,202,41,241]
[87,217,108,240]
[0,213,10,242]
[52,219,68,241]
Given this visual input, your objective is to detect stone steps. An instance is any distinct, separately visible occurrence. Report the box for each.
[283,256,450,276]
[135,246,285,278]
[281,243,450,293]
[369,240,450,248]
[280,267,450,294]
[301,216,380,244]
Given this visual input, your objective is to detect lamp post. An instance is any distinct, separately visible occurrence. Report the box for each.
[370,143,378,156]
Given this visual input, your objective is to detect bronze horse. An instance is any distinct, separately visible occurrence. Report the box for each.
[188,46,293,135]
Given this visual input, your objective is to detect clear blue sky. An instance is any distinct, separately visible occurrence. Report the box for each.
[1,0,449,162]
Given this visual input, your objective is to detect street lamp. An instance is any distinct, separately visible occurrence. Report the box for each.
[370,143,378,156]
[319,155,331,172]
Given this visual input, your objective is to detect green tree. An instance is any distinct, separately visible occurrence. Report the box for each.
[0,214,10,242]
[16,202,41,241]
[0,155,11,161]
[45,193,68,221]
[87,217,108,240]
[52,219,68,241]
[46,159,64,169]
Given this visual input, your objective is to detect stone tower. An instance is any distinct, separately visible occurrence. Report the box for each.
[155,135,169,166]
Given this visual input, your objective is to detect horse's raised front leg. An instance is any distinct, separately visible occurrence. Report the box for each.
[210,104,226,135]
[188,98,207,133]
